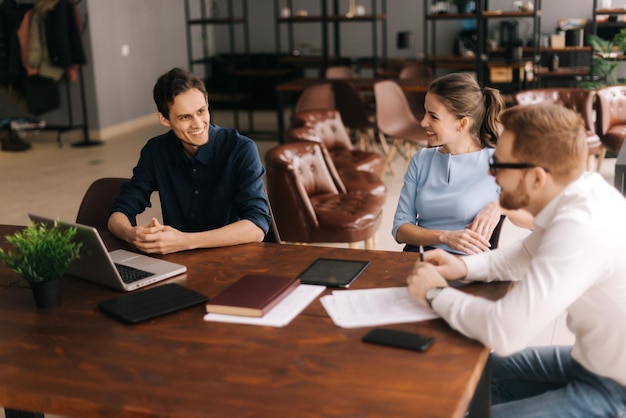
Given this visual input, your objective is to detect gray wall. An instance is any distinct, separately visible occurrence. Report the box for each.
[83,0,186,131]
[0,0,186,134]
[0,0,601,133]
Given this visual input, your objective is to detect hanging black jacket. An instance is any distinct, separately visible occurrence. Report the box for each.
[0,0,18,87]
[45,0,86,67]
[1,2,32,92]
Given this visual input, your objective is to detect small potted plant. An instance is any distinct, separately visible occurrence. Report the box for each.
[0,220,82,308]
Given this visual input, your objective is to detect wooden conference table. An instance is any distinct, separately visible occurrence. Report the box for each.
[0,224,509,418]
[275,78,430,139]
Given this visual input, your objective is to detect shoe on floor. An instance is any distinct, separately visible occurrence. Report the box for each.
[1,131,32,152]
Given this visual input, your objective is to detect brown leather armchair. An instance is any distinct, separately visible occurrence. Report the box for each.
[596,85,626,156]
[265,141,382,249]
[286,126,387,205]
[290,109,386,176]
[514,88,604,171]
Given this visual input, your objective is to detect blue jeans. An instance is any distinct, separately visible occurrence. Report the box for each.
[490,346,626,417]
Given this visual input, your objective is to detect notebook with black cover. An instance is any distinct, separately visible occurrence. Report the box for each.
[98,283,208,324]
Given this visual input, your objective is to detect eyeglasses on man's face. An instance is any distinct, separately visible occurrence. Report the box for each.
[488,156,550,176]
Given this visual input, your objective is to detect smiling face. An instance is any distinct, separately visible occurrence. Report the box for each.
[158,88,210,156]
[420,93,470,153]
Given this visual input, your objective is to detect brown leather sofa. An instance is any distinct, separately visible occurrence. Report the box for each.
[286,126,387,205]
[264,141,382,248]
[290,109,386,176]
[514,88,604,171]
[596,85,626,156]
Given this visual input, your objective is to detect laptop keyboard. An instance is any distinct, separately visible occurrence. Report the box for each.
[115,263,154,283]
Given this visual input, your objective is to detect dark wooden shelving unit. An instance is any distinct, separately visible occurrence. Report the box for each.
[423,0,546,91]
[274,0,387,77]
[590,1,626,84]
[184,0,250,129]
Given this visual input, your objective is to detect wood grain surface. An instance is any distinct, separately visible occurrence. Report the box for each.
[0,225,508,418]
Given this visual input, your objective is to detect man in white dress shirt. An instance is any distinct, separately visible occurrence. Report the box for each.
[407,103,626,417]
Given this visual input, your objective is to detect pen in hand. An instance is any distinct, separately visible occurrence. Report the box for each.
[419,245,424,262]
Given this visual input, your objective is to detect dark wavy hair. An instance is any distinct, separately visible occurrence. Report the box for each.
[153,68,208,120]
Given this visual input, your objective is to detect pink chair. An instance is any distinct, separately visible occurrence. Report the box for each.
[398,62,432,81]
[325,65,356,79]
[293,83,334,115]
[373,80,428,176]
[398,62,432,120]
[290,83,335,134]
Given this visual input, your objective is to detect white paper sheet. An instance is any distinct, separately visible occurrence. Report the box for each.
[203,284,325,327]
[320,286,439,328]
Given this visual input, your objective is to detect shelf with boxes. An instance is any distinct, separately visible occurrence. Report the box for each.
[531,16,592,87]
[274,0,387,77]
[478,3,541,92]
[422,1,482,79]
[422,0,541,92]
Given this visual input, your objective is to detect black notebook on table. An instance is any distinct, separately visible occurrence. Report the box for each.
[98,283,208,324]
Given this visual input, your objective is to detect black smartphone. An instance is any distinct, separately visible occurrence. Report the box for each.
[362,328,435,352]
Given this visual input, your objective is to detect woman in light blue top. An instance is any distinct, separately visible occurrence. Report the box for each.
[393,73,527,255]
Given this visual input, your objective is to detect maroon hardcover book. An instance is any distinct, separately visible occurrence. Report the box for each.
[205,274,300,317]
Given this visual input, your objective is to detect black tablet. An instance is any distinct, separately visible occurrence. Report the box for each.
[297,258,370,288]
[98,283,208,324]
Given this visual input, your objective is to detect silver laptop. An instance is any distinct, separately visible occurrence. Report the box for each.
[28,214,187,291]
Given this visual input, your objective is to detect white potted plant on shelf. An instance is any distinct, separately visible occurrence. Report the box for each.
[0,220,82,309]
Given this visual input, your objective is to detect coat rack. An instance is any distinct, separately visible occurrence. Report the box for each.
[1,0,102,149]
[56,63,102,147]
[50,0,101,147]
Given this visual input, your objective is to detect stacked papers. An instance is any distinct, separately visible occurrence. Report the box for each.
[204,284,325,327]
[320,287,439,328]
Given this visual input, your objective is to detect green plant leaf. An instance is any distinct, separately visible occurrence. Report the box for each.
[613,28,626,52]
[583,34,620,88]
[0,220,83,283]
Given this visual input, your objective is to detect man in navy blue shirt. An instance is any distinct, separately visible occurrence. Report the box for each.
[108,67,270,254]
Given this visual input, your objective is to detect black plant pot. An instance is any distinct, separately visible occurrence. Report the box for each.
[30,279,62,309]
